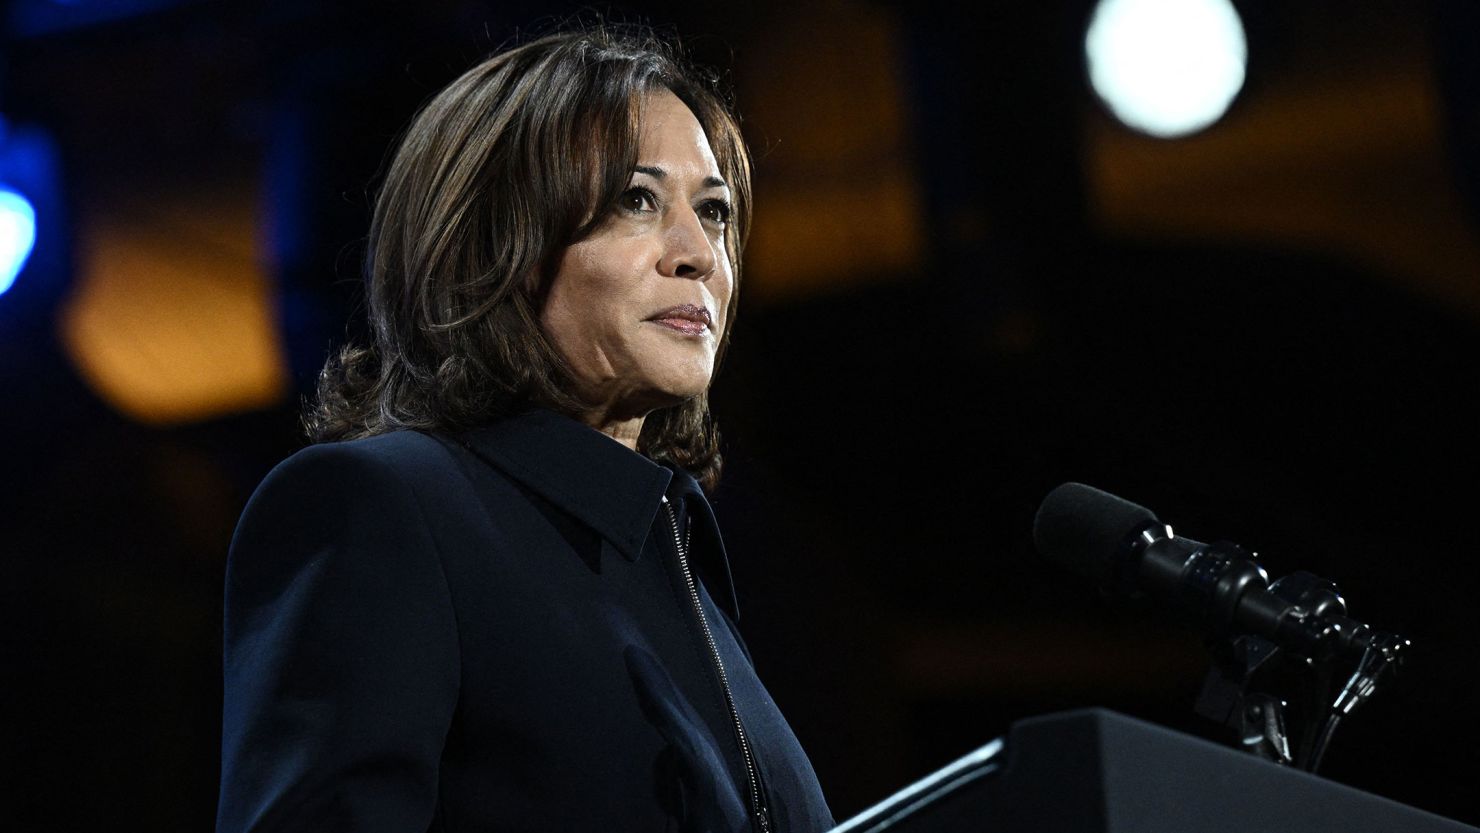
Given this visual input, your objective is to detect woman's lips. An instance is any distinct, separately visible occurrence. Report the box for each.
[647,304,711,336]
[650,317,708,336]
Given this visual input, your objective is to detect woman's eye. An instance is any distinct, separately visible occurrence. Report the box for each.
[700,199,732,226]
[619,187,657,214]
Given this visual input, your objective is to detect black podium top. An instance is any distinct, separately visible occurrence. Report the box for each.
[833,709,1476,833]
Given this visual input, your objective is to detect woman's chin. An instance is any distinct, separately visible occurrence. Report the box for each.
[647,360,715,400]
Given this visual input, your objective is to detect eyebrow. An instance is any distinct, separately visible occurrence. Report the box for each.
[633,165,728,191]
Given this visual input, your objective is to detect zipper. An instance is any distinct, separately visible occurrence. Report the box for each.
[661,496,772,833]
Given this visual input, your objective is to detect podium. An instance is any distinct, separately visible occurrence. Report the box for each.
[831,709,1477,833]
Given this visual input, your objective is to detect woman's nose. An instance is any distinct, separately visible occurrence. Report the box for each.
[658,209,718,279]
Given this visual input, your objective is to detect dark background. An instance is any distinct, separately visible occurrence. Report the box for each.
[4,0,1479,829]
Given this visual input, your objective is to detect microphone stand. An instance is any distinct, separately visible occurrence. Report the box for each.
[1192,568,1409,772]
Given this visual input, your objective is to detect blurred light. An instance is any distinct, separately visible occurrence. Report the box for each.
[738,6,924,300]
[1085,0,1248,139]
[60,183,290,425]
[0,116,64,309]
[0,187,38,297]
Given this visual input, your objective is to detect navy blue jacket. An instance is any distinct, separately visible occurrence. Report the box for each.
[216,408,833,832]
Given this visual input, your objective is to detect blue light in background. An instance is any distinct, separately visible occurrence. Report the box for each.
[0,188,38,297]
[0,115,64,309]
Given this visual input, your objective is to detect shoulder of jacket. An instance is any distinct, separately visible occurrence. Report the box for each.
[237,431,491,553]
[263,430,475,498]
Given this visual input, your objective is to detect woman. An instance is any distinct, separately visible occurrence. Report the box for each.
[216,27,834,833]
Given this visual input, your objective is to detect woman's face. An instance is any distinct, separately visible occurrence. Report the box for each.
[541,90,734,419]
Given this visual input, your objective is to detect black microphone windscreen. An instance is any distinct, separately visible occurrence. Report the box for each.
[1033,483,1159,581]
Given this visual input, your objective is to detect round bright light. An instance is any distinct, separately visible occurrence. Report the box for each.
[1085,0,1248,138]
[0,187,38,297]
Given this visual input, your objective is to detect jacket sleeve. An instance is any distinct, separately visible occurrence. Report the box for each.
[216,442,461,833]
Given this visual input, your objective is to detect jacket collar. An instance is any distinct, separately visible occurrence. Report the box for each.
[458,408,739,619]
[664,463,740,621]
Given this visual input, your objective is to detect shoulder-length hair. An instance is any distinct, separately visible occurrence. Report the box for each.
[305,27,752,491]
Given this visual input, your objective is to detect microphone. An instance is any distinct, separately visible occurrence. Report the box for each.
[1033,482,1376,661]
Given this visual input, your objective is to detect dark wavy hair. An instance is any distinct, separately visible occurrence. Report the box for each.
[305,27,752,490]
